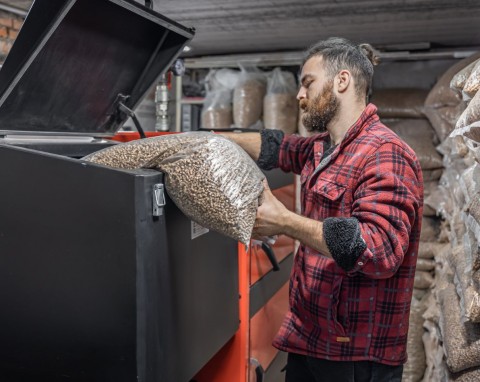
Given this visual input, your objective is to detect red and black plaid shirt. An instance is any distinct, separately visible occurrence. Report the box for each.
[272,104,423,365]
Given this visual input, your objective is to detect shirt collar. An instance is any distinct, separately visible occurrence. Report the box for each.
[311,103,378,168]
[338,103,379,148]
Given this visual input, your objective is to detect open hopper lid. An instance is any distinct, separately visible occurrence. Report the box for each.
[0,0,194,136]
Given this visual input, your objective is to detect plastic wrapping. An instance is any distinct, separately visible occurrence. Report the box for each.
[422,291,441,324]
[370,88,428,118]
[463,59,480,99]
[463,229,480,278]
[451,90,480,143]
[422,320,447,382]
[263,68,298,133]
[424,102,468,142]
[464,138,480,163]
[403,294,428,382]
[459,164,480,204]
[424,185,451,219]
[450,60,479,93]
[449,245,480,323]
[201,69,239,129]
[451,212,467,244]
[83,132,265,244]
[386,119,443,169]
[201,90,234,129]
[467,193,480,226]
[456,136,472,157]
[464,213,480,249]
[233,66,266,128]
[439,283,480,374]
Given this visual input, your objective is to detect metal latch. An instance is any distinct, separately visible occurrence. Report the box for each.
[153,183,166,216]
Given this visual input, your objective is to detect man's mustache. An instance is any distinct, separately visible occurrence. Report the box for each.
[299,99,309,111]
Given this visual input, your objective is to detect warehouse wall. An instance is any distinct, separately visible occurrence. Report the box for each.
[374,58,459,89]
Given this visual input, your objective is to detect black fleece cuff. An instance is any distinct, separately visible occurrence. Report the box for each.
[257,129,284,170]
[323,217,367,272]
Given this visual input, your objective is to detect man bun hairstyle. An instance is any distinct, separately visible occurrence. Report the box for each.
[359,43,380,66]
[303,37,380,101]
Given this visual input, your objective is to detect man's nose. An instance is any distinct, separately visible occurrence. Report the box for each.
[297,87,306,101]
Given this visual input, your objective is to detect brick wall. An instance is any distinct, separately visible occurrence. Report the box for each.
[0,11,23,62]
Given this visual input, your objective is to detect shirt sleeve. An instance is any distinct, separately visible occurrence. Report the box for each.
[347,142,423,279]
[323,217,367,272]
[277,133,319,175]
[257,130,284,170]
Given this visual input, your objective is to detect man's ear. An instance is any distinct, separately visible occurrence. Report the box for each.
[336,70,351,93]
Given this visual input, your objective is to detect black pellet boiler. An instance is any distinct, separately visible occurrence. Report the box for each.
[0,1,239,381]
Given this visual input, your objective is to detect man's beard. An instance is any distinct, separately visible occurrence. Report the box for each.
[300,81,339,133]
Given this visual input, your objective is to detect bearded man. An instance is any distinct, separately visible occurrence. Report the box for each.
[223,37,423,382]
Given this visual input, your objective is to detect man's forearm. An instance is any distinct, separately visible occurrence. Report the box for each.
[281,211,332,258]
[219,132,261,161]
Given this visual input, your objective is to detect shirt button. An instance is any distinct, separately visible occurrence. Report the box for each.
[358,261,364,266]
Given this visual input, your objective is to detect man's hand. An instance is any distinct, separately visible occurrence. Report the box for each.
[252,179,290,238]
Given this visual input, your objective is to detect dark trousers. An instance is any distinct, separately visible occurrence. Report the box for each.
[285,353,403,382]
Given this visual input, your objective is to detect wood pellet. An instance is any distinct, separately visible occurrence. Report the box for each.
[83,133,265,243]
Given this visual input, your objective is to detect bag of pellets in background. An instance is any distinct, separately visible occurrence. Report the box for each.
[424,52,480,141]
[201,69,239,130]
[83,132,265,244]
[403,293,428,382]
[463,59,480,99]
[263,68,298,134]
[451,90,480,143]
[414,271,434,289]
[425,53,480,108]
[449,245,480,323]
[420,217,441,242]
[450,59,479,94]
[386,119,443,170]
[233,65,267,129]
[371,88,428,119]
[418,241,448,259]
[439,283,480,374]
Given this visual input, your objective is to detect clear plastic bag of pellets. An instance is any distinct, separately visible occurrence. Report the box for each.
[83,132,265,244]
[233,65,267,128]
[263,68,299,133]
[451,90,480,143]
[201,68,239,129]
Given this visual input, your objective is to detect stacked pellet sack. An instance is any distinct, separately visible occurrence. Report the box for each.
[422,53,480,381]
[372,88,445,382]
[263,67,298,134]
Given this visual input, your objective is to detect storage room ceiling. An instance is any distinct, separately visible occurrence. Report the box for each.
[3,0,480,57]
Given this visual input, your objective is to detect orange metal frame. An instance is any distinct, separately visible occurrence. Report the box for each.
[194,185,295,382]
